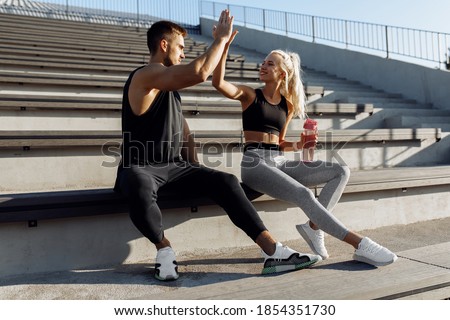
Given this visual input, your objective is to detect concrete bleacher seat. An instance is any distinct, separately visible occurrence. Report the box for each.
[2,94,372,118]
[0,128,444,194]
[2,165,449,224]
[0,128,440,149]
[0,39,244,64]
[0,183,265,224]
[0,71,323,96]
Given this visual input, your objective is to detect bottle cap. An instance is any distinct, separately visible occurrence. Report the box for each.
[303,118,317,130]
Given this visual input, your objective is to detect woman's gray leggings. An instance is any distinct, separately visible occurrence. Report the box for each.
[241,148,350,240]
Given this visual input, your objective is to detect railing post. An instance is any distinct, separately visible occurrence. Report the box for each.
[312,16,315,42]
[285,11,288,36]
[136,0,140,29]
[168,0,171,20]
[65,0,69,16]
[244,6,246,27]
[345,20,348,49]
[385,25,389,58]
[437,33,441,69]
[212,2,215,19]
[447,46,450,70]
[263,9,266,31]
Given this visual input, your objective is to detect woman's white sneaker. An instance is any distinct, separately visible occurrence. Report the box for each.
[296,222,329,260]
[261,242,321,274]
[353,237,398,267]
[154,247,179,281]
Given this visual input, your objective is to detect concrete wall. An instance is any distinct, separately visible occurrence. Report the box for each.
[201,18,450,110]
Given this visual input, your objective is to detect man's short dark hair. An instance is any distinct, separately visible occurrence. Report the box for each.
[147,21,187,55]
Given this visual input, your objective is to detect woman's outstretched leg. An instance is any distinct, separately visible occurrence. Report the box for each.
[242,152,397,266]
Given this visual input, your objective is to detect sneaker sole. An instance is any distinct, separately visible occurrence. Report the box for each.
[154,274,180,281]
[261,258,319,275]
[353,254,398,267]
[296,225,329,260]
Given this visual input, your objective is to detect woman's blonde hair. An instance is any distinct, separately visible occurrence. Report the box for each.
[270,49,306,119]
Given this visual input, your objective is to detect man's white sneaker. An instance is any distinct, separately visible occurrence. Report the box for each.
[353,237,398,267]
[154,247,179,281]
[296,222,329,260]
[261,242,321,274]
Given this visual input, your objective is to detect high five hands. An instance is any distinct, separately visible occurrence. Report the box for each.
[212,9,238,43]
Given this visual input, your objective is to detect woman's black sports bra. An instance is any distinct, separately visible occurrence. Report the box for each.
[242,88,288,135]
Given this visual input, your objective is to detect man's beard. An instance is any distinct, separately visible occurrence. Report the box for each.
[163,56,173,67]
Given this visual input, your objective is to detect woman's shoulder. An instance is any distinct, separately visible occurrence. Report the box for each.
[253,87,268,101]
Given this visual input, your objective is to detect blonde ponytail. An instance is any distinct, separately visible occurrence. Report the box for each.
[270,50,306,119]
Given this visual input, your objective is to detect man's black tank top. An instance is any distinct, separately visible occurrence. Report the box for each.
[120,66,184,166]
[242,88,288,135]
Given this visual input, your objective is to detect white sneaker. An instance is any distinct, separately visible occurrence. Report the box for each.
[353,237,398,267]
[154,247,179,281]
[296,222,329,260]
[261,242,321,274]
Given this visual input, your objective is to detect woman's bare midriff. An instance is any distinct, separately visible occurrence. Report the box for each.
[244,131,280,145]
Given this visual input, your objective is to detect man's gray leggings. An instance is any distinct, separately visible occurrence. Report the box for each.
[241,148,350,240]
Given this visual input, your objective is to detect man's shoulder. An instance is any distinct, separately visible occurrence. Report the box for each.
[137,63,164,73]
[132,63,167,86]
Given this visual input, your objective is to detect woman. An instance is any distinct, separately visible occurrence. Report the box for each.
[212,32,397,267]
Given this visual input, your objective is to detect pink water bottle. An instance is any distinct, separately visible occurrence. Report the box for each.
[302,118,317,162]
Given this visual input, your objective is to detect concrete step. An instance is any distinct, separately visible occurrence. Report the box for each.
[344,107,450,130]
[0,105,372,132]
[302,71,363,84]
[305,78,373,89]
[0,148,117,193]
[314,91,408,105]
[332,91,403,99]
[0,109,121,131]
[373,102,433,109]
[141,242,450,300]
[418,123,450,131]
[344,96,417,104]
[303,74,361,83]
[386,115,450,131]
[1,217,449,300]
[138,242,450,300]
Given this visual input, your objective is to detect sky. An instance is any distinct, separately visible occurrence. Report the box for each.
[220,0,450,34]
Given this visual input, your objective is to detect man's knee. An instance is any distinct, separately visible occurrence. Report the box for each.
[209,171,241,192]
[121,170,156,201]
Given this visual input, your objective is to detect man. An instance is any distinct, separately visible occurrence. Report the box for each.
[114,10,320,281]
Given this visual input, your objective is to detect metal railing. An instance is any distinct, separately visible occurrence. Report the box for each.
[200,1,450,69]
[0,0,201,32]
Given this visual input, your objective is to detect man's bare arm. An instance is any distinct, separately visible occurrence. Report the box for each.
[138,10,234,92]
